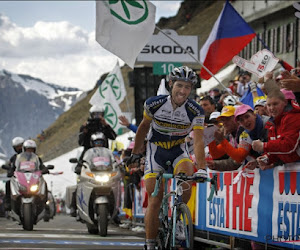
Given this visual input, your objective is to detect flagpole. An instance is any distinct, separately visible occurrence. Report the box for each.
[155,26,235,98]
[116,58,131,113]
[125,95,131,113]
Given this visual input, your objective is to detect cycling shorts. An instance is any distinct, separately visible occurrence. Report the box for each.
[144,142,192,179]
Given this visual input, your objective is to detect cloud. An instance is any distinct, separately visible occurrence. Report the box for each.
[151,1,182,21]
[0,14,119,90]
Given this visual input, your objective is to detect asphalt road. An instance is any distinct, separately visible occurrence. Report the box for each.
[0,213,145,249]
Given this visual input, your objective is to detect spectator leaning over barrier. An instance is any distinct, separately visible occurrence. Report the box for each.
[251,90,300,170]
[234,104,269,160]
[207,106,243,171]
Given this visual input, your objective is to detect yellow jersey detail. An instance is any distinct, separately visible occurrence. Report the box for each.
[144,110,152,121]
[154,138,186,149]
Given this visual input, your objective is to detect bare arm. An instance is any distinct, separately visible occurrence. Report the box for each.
[132,117,151,155]
[193,129,206,170]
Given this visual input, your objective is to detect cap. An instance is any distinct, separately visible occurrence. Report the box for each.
[212,88,220,92]
[217,106,235,120]
[234,104,253,122]
[209,111,220,120]
[280,89,295,100]
[127,141,135,150]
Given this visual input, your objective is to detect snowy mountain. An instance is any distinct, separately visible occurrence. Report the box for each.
[0,69,86,158]
[43,147,81,199]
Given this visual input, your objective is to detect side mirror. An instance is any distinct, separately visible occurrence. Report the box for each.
[47,165,54,170]
[69,158,78,164]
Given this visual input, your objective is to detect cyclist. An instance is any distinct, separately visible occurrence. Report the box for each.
[127,66,207,250]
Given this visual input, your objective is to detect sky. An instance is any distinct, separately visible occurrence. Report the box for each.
[0,1,183,91]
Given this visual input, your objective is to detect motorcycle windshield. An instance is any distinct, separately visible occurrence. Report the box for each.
[15,152,40,172]
[83,147,113,171]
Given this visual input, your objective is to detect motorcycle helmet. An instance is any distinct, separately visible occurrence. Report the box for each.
[90,132,106,147]
[223,95,239,106]
[23,139,37,153]
[12,137,24,154]
[89,105,104,118]
[169,66,198,85]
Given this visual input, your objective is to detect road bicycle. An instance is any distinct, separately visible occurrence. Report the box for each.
[151,163,218,250]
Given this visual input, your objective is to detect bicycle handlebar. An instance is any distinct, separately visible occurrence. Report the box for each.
[151,171,218,201]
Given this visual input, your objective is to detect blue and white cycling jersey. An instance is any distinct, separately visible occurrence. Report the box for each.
[144,95,205,149]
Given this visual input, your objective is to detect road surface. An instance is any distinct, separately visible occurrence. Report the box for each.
[0,213,145,249]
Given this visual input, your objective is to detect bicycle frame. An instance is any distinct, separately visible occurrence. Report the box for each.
[152,171,218,249]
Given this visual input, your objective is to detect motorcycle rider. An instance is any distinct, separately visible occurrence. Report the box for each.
[71,132,121,224]
[4,137,24,210]
[14,140,50,206]
[76,106,117,174]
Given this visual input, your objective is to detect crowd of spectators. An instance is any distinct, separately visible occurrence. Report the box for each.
[195,60,300,172]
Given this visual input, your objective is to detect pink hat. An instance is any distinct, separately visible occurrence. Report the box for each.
[127,141,135,150]
[234,104,253,122]
[280,89,295,100]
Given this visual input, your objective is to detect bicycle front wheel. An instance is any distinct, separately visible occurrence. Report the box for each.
[172,203,194,249]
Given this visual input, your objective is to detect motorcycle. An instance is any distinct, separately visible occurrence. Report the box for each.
[69,147,121,236]
[2,152,54,230]
[44,191,56,222]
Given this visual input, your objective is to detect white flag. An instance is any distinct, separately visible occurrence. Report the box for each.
[156,78,169,96]
[95,0,156,68]
[90,61,126,105]
[90,86,123,135]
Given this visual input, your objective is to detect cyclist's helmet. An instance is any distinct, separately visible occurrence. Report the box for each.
[223,95,239,106]
[12,137,24,153]
[254,99,267,108]
[90,132,106,147]
[23,139,37,153]
[169,66,198,85]
[89,105,104,118]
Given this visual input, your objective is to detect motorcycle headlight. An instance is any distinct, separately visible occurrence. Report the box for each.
[95,174,110,183]
[30,184,39,192]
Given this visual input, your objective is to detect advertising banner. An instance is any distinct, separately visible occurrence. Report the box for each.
[196,165,300,249]
[136,29,198,63]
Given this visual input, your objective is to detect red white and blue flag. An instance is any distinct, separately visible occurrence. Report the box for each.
[200,0,256,80]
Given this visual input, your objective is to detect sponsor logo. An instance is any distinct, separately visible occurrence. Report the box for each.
[208,172,254,232]
[174,111,181,117]
[141,45,195,55]
[257,55,270,73]
[276,171,300,241]
[109,0,149,25]
[154,119,189,130]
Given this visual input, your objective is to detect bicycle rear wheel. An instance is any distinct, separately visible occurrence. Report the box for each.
[172,203,194,249]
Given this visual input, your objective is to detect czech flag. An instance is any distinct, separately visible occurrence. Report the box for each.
[200,0,256,80]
